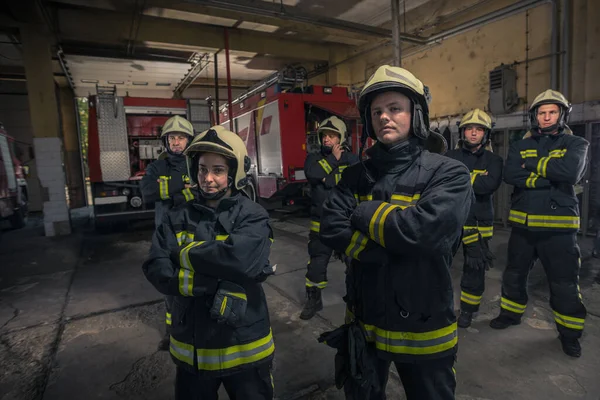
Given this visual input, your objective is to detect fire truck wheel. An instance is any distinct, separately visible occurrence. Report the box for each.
[9,191,28,230]
[242,177,258,203]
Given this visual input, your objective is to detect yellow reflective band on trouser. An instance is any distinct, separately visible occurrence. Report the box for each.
[182,188,194,202]
[310,221,320,233]
[159,176,170,200]
[390,193,421,210]
[345,230,368,260]
[460,291,482,306]
[553,311,585,330]
[170,335,194,366]
[527,215,580,229]
[318,159,333,174]
[180,241,206,270]
[368,203,400,248]
[178,268,195,296]
[305,278,327,289]
[176,231,195,247]
[353,194,373,203]
[520,149,538,158]
[196,329,275,371]
[508,210,527,225]
[362,322,458,355]
[526,172,539,188]
[501,297,527,314]
[477,226,493,238]
[462,233,479,245]
[166,312,172,325]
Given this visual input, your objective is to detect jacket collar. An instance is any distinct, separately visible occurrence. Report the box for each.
[366,137,421,174]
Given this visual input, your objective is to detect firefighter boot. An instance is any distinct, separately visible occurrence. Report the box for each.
[300,287,323,320]
[457,311,473,328]
[489,313,521,329]
[559,335,581,358]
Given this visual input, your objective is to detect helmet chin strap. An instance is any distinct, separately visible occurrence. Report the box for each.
[538,123,560,135]
[199,177,233,201]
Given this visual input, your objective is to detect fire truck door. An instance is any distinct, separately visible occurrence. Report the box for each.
[97,96,130,182]
[255,101,282,176]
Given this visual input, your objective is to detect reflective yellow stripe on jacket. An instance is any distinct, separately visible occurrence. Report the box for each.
[470,169,487,185]
[368,203,400,248]
[390,193,420,210]
[310,220,320,233]
[318,159,333,174]
[536,149,567,178]
[345,230,368,260]
[182,188,194,202]
[353,194,373,203]
[159,176,170,200]
[525,172,540,188]
[508,210,579,229]
[520,149,538,158]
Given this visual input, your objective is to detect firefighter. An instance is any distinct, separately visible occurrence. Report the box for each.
[320,65,473,399]
[490,90,588,358]
[141,115,195,351]
[142,125,275,399]
[301,116,359,320]
[445,109,503,328]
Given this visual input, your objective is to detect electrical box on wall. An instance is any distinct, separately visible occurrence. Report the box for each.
[489,65,518,115]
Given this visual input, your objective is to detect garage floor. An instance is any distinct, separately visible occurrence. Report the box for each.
[1,210,599,400]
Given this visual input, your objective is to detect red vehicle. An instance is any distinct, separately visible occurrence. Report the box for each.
[218,69,368,205]
[0,124,29,229]
[87,93,212,227]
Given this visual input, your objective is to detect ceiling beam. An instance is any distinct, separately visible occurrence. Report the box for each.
[56,8,331,61]
[189,77,256,88]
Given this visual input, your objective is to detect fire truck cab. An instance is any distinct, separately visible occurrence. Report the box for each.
[218,68,364,207]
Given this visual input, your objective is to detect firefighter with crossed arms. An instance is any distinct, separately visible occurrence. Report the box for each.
[301,116,359,320]
[490,89,588,358]
[319,65,473,399]
[141,115,196,350]
[445,109,503,328]
[143,126,276,398]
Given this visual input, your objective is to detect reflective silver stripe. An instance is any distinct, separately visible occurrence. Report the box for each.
[367,330,457,349]
[197,336,274,366]
[170,337,194,366]
[345,230,368,260]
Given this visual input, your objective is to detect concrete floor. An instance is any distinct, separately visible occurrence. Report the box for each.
[1,210,599,400]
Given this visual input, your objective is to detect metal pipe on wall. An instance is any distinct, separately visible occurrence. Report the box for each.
[391,0,401,67]
[214,51,220,124]
[224,29,233,131]
[551,0,559,89]
[560,0,570,97]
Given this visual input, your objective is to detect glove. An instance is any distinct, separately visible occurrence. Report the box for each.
[464,240,487,271]
[255,264,277,283]
[210,281,247,326]
[481,239,496,270]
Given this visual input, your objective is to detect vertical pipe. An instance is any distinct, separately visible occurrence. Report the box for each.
[560,0,570,97]
[391,0,401,66]
[224,29,234,131]
[550,0,559,90]
[214,51,220,124]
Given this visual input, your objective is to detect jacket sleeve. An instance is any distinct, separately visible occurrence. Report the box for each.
[523,138,589,185]
[350,160,473,256]
[140,162,161,204]
[142,214,218,297]
[177,208,273,285]
[305,153,339,186]
[504,142,551,189]
[320,172,391,263]
[472,154,503,195]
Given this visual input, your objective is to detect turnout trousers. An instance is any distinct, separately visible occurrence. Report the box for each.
[306,231,333,289]
[499,228,586,338]
[459,238,490,313]
[175,362,274,400]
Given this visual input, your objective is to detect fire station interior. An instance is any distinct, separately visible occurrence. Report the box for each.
[1,0,599,399]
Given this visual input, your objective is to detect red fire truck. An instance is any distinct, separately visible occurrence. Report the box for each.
[87,90,212,227]
[0,123,29,230]
[218,69,366,205]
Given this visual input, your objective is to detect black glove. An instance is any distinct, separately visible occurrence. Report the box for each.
[464,239,487,271]
[255,264,277,283]
[481,239,496,270]
[210,281,247,326]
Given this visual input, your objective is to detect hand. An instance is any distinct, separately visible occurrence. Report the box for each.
[521,163,525,169]
[332,144,343,160]
[184,183,193,188]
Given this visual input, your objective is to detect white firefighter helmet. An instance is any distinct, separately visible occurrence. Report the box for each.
[458,108,494,149]
[528,89,571,133]
[161,115,194,155]
[317,116,347,145]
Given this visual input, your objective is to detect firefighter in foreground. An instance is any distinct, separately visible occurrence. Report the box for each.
[490,90,588,358]
[319,65,473,399]
[301,116,358,320]
[141,115,196,351]
[445,109,503,328]
[142,126,276,399]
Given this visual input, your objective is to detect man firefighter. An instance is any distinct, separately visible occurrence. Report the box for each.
[141,115,195,350]
[445,109,503,328]
[319,65,473,399]
[301,116,358,320]
[490,89,588,358]
[142,126,276,399]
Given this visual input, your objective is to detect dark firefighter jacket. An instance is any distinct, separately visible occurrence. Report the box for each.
[304,149,359,234]
[505,128,589,232]
[141,155,194,227]
[446,144,503,245]
[142,193,275,377]
[320,139,473,362]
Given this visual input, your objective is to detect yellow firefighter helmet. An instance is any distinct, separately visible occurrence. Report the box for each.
[317,116,347,145]
[459,108,493,130]
[184,125,250,190]
[160,115,194,138]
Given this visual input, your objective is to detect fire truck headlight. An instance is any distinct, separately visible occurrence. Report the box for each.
[122,188,131,196]
[130,196,142,208]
